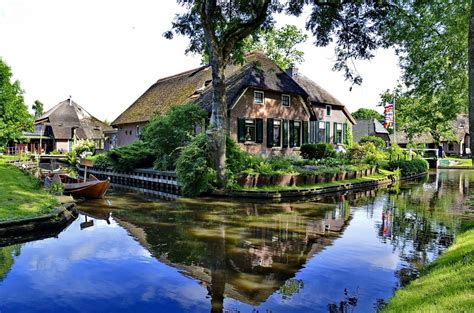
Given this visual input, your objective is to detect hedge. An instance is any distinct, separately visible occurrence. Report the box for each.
[387,159,428,176]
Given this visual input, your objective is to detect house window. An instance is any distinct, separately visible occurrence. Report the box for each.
[335,123,343,144]
[125,130,128,135]
[294,121,301,147]
[136,126,140,137]
[318,122,326,143]
[448,143,454,151]
[282,94,291,107]
[254,91,264,104]
[245,119,256,142]
[326,105,332,116]
[273,120,282,146]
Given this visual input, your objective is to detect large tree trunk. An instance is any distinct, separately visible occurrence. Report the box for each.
[469,1,474,161]
[207,55,228,189]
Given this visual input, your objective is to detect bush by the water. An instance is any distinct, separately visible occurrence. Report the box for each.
[140,103,207,170]
[92,154,113,169]
[107,141,155,171]
[300,143,336,160]
[387,159,428,176]
[73,139,96,157]
[348,143,386,165]
[176,133,215,196]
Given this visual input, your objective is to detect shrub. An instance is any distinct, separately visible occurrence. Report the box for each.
[348,143,386,165]
[176,133,215,196]
[93,154,113,169]
[387,143,404,161]
[73,139,96,157]
[387,159,428,176]
[140,103,208,170]
[267,156,294,173]
[300,143,336,160]
[359,135,386,150]
[107,141,155,171]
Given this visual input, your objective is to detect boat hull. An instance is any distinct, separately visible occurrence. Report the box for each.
[63,179,110,199]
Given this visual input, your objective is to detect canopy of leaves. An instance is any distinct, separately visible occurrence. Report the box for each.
[140,103,208,170]
[0,58,33,147]
[32,100,44,119]
[352,108,383,121]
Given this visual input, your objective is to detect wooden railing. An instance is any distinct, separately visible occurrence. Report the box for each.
[76,165,181,197]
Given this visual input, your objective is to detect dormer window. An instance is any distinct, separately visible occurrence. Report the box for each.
[282,94,291,107]
[326,105,332,116]
[254,91,264,104]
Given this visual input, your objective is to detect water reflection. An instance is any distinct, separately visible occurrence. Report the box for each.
[0,170,472,313]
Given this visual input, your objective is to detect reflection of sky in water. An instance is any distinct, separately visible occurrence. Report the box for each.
[0,218,210,313]
[0,170,471,313]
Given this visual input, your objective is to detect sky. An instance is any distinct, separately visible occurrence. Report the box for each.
[0,0,401,122]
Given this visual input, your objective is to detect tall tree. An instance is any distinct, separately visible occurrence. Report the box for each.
[0,58,32,148]
[351,108,383,121]
[166,0,275,187]
[241,24,307,70]
[32,100,44,119]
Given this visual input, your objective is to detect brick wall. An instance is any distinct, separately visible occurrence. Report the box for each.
[229,88,310,156]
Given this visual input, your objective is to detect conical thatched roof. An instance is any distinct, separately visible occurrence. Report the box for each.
[36,99,111,140]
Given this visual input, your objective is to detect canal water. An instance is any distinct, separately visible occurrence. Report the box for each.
[0,170,472,313]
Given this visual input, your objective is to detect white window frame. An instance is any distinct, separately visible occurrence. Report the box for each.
[326,105,332,116]
[293,120,302,147]
[244,119,257,142]
[273,119,282,147]
[254,91,264,104]
[281,94,291,107]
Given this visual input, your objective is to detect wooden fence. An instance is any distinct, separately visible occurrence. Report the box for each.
[76,165,181,198]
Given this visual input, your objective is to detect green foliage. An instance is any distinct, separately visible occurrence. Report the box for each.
[387,159,428,177]
[48,181,64,196]
[92,154,113,169]
[348,143,386,165]
[351,108,383,121]
[107,141,155,171]
[359,135,385,150]
[300,143,336,160]
[240,25,308,70]
[344,121,353,148]
[0,58,33,147]
[386,143,404,161]
[176,133,215,196]
[32,100,44,119]
[65,151,77,167]
[73,139,95,157]
[140,103,207,170]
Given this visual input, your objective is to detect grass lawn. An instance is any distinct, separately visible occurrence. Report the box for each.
[0,157,59,221]
[439,157,473,167]
[237,170,393,192]
[383,221,474,312]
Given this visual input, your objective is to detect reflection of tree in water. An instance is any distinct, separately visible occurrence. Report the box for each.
[0,245,21,282]
[112,200,352,310]
[376,171,470,287]
[327,288,358,313]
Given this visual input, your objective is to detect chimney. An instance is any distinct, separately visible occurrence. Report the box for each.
[286,64,298,78]
[69,95,72,106]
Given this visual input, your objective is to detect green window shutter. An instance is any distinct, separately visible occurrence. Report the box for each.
[282,120,289,148]
[333,122,337,144]
[309,121,314,144]
[237,118,245,142]
[342,122,349,145]
[315,121,320,143]
[325,121,330,143]
[256,118,263,143]
[289,120,295,148]
[303,121,308,144]
[267,118,274,147]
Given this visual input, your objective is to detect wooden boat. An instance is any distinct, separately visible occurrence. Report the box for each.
[62,174,110,199]
[46,174,110,199]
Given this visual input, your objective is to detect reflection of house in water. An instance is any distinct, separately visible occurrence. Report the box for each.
[108,201,352,309]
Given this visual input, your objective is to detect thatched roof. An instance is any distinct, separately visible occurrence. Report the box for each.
[112,52,310,126]
[352,118,389,142]
[36,99,111,140]
[292,73,356,124]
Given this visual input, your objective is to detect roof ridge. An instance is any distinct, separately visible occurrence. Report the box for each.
[154,65,209,84]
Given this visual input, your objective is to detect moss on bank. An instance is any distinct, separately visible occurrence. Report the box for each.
[0,157,58,221]
[383,220,474,312]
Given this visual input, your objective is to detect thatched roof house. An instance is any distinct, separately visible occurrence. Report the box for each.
[112,52,355,154]
[35,98,112,153]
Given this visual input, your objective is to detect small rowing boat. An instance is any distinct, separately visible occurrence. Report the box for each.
[46,174,110,199]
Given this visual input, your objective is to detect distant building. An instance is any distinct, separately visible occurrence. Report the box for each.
[28,98,112,153]
[111,52,355,156]
[391,114,470,156]
[352,118,390,146]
